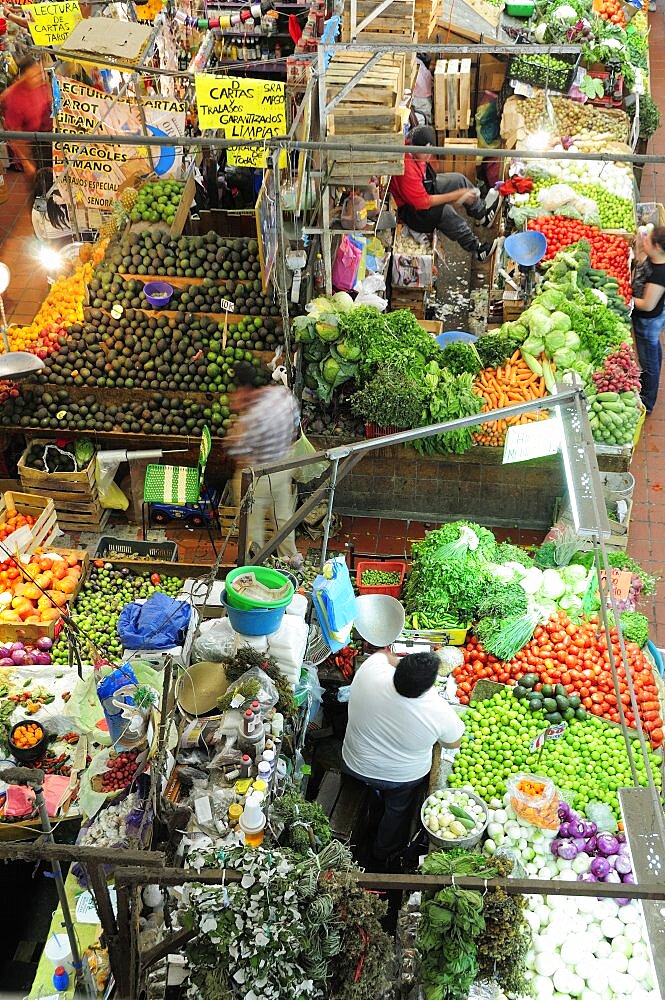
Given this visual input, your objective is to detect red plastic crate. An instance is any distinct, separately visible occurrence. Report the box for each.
[364,423,401,440]
[356,560,406,598]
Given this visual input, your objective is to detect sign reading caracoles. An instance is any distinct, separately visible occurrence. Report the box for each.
[194,75,286,168]
[53,78,185,212]
[27,0,82,46]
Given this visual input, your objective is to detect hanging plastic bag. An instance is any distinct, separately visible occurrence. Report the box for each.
[312,556,356,652]
[96,455,129,511]
[218,665,279,715]
[332,234,363,291]
[295,663,324,726]
[290,430,328,484]
[191,617,237,663]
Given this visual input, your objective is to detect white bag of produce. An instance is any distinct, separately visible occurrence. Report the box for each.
[267,615,309,671]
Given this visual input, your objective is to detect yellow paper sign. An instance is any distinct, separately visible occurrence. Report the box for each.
[194,74,287,168]
[27,0,82,45]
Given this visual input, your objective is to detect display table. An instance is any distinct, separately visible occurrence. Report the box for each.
[29,870,101,999]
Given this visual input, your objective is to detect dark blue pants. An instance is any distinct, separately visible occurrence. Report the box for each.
[343,764,424,861]
[634,312,665,413]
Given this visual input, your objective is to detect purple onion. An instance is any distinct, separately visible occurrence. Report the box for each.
[591,857,611,879]
[572,837,587,852]
[596,833,620,857]
[9,642,24,653]
[581,821,597,837]
[0,657,14,667]
[585,835,597,852]
[550,838,563,857]
[31,651,51,665]
[622,872,636,884]
[11,649,27,665]
[569,820,586,838]
[21,655,33,666]
[558,842,579,861]
[617,833,626,844]
[603,871,622,883]
[614,855,632,876]
[36,637,53,652]
[559,822,572,838]
[616,898,631,907]
[558,802,573,821]
[0,646,11,658]
[578,872,598,882]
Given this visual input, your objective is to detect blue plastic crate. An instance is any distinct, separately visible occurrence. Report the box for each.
[149,486,222,525]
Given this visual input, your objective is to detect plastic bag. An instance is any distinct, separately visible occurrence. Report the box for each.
[43,443,76,474]
[191,617,236,663]
[221,665,279,715]
[118,592,192,650]
[312,556,356,651]
[96,455,129,511]
[290,430,328,484]
[295,663,324,727]
[354,272,388,310]
[586,800,618,834]
[332,234,362,291]
[340,194,367,230]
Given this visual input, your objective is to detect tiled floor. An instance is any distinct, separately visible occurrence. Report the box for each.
[0,171,49,326]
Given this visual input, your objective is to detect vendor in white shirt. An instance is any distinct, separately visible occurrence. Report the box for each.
[342,650,464,865]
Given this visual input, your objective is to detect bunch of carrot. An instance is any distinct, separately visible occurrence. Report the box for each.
[472,351,549,447]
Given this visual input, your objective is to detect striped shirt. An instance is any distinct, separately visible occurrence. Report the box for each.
[226,386,300,469]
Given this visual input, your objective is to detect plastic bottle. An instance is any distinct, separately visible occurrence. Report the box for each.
[228,803,244,826]
[239,792,266,847]
[313,254,325,293]
[262,748,275,776]
[53,967,70,992]
[242,709,256,736]
[239,754,252,779]
[257,760,271,782]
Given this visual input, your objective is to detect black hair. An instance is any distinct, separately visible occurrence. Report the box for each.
[393,651,440,698]
[650,226,665,252]
[233,361,258,387]
[17,55,39,75]
[34,169,70,231]
[409,125,436,147]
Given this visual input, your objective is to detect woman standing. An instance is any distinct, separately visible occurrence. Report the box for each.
[0,55,52,178]
[633,226,665,414]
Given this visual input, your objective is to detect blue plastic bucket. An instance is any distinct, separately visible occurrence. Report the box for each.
[436,330,477,349]
[647,640,664,675]
[221,589,286,636]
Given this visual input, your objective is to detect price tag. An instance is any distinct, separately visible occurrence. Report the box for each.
[503,419,560,464]
[599,568,632,602]
[220,298,235,313]
[221,298,235,350]
[530,721,567,752]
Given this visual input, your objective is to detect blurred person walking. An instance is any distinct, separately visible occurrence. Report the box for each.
[227,363,302,564]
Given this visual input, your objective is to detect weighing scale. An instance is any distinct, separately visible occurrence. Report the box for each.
[504,230,548,303]
[0,264,45,380]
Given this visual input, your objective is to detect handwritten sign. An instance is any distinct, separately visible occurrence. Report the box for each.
[220,298,235,312]
[27,1,81,46]
[194,75,287,168]
[503,418,560,464]
[599,568,632,603]
[53,78,185,212]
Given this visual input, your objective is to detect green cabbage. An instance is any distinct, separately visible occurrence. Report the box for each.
[538,289,565,312]
[522,336,545,356]
[550,311,572,333]
[316,321,341,342]
[552,347,577,368]
[335,339,362,361]
[331,291,354,312]
[544,330,567,353]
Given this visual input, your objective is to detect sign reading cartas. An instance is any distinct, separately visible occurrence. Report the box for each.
[27,0,81,46]
[53,78,185,212]
[194,74,287,168]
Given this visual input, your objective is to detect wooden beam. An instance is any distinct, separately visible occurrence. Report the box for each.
[86,865,124,990]
[113,866,665,902]
[0,842,165,866]
[140,928,195,971]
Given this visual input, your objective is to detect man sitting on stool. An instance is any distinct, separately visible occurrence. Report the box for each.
[342,650,465,867]
[390,124,499,262]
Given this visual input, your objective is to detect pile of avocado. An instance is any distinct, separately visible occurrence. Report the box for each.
[89,274,280,320]
[107,231,261,282]
[513,673,586,724]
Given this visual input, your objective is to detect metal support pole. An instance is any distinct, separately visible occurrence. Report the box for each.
[133,74,155,174]
[319,454,340,571]
[271,144,293,377]
[236,468,252,566]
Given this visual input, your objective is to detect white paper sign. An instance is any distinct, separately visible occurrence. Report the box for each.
[503,418,561,464]
[75,887,117,924]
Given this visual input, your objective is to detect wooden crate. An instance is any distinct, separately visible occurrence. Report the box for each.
[0,546,89,643]
[390,285,427,318]
[502,293,525,322]
[326,127,405,175]
[18,441,96,494]
[433,135,477,180]
[434,58,472,133]
[0,492,58,558]
[341,0,415,40]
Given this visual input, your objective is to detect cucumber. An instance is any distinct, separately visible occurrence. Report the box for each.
[603,401,624,412]
[597,391,620,402]
[450,805,475,827]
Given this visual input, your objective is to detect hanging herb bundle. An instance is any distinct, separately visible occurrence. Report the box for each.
[418,850,532,999]
[182,842,393,1000]
[271,787,333,855]
[223,645,298,718]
